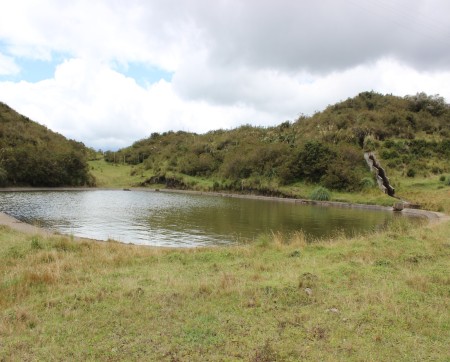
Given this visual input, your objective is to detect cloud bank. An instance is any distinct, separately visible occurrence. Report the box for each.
[0,0,449,149]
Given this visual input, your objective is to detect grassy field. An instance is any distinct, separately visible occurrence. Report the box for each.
[89,159,155,188]
[1,217,449,361]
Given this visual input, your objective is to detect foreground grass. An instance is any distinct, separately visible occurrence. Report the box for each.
[1,219,449,361]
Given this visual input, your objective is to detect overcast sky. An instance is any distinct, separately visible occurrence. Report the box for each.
[1,0,449,150]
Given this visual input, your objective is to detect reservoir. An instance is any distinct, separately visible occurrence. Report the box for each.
[0,190,399,247]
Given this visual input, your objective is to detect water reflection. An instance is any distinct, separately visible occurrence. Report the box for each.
[0,190,398,247]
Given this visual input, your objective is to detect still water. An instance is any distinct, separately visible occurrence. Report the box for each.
[0,190,398,247]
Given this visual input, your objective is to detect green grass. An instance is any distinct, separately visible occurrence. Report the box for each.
[309,186,331,201]
[391,173,450,212]
[1,219,449,361]
[89,159,154,188]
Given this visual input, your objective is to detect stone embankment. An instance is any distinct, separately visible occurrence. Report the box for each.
[364,152,396,197]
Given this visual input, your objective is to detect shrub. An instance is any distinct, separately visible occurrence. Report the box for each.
[406,169,416,178]
[381,150,400,160]
[360,177,375,189]
[296,141,334,183]
[405,92,447,116]
[363,135,379,152]
[310,187,331,201]
[321,159,360,191]
[439,175,446,182]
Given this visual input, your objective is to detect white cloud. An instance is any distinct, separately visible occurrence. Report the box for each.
[0,0,200,70]
[1,56,449,151]
[0,58,277,149]
[0,1,449,150]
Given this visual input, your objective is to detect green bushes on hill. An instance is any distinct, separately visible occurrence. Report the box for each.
[0,102,95,187]
[106,92,449,193]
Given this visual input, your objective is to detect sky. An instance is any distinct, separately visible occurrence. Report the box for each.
[0,0,449,150]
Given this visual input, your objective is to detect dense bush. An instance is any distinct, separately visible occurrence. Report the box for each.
[0,102,94,187]
[360,177,375,189]
[295,141,334,183]
[322,161,360,191]
[104,91,449,193]
[405,92,448,116]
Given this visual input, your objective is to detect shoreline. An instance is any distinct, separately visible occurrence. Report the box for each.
[0,187,448,241]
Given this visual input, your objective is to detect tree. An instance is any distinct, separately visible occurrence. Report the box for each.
[295,141,334,183]
[405,93,448,116]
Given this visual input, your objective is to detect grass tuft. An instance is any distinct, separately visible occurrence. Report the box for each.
[310,186,331,201]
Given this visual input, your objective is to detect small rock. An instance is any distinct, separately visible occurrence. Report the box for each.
[304,288,313,296]
[393,202,404,211]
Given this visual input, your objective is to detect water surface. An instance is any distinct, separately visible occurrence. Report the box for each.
[0,190,397,247]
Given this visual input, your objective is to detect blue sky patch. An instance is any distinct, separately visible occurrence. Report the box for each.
[116,62,173,87]
[0,45,69,83]
[13,57,58,82]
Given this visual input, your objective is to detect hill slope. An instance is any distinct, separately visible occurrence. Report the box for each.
[105,92,450,194]
[0,102,94,187]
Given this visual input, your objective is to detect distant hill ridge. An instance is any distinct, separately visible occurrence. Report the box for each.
[0,102,94,187]
[2,92,449,191]
[106,91,450,192]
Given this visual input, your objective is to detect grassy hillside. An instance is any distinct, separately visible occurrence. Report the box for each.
[0,103,95,187]
[105,92,450,199]
[1,217,448,360]
[92,92,450,211]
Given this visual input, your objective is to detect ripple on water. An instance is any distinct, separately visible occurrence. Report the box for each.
[0,190,399,247]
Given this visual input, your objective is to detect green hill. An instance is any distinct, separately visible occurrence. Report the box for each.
[0,102,94,187]
[105,92,450,193]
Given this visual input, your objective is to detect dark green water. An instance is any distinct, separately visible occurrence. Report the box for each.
[0,190,398,247]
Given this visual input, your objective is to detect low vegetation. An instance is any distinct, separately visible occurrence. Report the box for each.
[309,186,331,201]
[0,217,448,360]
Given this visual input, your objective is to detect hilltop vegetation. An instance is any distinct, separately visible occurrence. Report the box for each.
[2,92,449,195]
[106,92,450,195]
[0,102,94,187]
